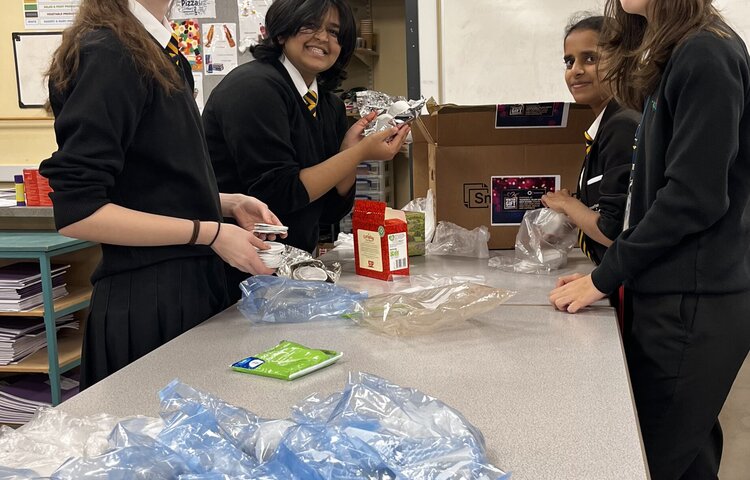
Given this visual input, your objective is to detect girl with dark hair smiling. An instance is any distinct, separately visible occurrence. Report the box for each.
[543,14,639,267]
[550,1,750,478]
[204,0,410,301]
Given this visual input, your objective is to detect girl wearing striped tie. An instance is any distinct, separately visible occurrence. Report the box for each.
[40,0,284,388]
[203,0,410,302]
[542,15,640,268]
[550,0,750,478]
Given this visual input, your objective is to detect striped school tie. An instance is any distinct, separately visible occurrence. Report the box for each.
[166,32,181,66]
[304,90,318,117]
[578,131,595,261]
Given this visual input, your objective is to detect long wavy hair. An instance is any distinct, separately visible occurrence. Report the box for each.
[250,0,356,91]
[47,0,183,100]
[600,0,728,110]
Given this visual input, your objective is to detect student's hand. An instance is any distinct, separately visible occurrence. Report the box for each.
[541,189,574,214]
[230,195,287,240]
[341,111,378,151]
[354,124,411,161]
[549,273,606,313]
[210,223,274,275]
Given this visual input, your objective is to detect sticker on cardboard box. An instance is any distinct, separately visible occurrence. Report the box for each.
[491,175,560,225]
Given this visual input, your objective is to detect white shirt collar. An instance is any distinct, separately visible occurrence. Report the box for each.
[128,0,173,49]
[280,54,318,98]
[587,105,607,141]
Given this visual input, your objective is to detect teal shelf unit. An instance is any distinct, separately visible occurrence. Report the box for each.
[0,232,95,406]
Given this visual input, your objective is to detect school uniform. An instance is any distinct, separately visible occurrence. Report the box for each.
[203,56,353,300]
[591,27,750,480]
[577,100,640,265]
[39,1,229,388]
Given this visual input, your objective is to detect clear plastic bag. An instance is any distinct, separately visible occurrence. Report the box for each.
[488,208,578,274]
[426,221,490,258]
[238,275,367,323]
[349,282,515,336]
[51,426,191,479]
[291,372,510,480]
[401,189,436,245]
[0,408,132,477]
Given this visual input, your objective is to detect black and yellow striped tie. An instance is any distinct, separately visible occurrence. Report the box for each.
[166,32,180,66]
[578,130,595,261]
[304,90,318,117]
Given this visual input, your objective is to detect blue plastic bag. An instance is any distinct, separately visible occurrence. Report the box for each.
[238,275,367,323]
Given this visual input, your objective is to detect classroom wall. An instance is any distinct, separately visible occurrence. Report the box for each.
[420,0,750,105]
[0,0,57,176]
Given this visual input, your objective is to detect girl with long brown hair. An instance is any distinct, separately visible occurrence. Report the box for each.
[41,0,284,388]
[550,1,750,478]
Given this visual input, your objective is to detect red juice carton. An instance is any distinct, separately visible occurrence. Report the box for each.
[352,199,409,281]
[22,169,40,206]
[36,172,54,206]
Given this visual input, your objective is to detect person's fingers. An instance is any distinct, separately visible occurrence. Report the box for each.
[388,125,410,148]
[248,235,270,250]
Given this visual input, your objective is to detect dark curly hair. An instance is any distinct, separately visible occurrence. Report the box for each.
[251,0,356,91]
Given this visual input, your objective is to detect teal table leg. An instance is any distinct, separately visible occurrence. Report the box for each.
[39,253,61,406]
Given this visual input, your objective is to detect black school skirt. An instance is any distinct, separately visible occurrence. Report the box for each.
[80,255,230,389]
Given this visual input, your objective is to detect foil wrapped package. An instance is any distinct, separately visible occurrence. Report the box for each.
[275,245,342,283]
[356,90,426,137]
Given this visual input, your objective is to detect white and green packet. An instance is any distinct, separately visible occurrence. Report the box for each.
[231,340,343,381]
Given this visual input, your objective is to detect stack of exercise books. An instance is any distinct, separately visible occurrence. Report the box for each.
[0,372,79,424]
[0,262,70,312]
[0,315,79,365]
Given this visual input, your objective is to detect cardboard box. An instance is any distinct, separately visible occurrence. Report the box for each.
[413,103,594,249]
[404,211,425,256]
[352,200,409,281]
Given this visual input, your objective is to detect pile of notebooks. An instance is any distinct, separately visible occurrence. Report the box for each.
[0,262,70,312]
[0,314,79,365]
[0,372,79,424]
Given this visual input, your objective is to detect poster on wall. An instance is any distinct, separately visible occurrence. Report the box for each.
[192,72,204,112]
[169,0,216,20]
[491,175,560,226]
[12,32,62,108]
[237,0,272,52]
[202,23,238,76]
[23,0,81,30]
[170,19,203,72]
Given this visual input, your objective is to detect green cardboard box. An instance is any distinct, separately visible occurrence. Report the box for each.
[404,211,425,256]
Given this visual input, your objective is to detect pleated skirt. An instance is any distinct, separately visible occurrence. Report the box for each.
[80,255,230,389]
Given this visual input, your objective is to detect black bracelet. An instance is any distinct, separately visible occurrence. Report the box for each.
[187,219,200,245]
[208,222,222,247]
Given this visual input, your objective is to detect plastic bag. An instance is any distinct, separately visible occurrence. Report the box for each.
[238,275,367,323]
[426,221,490,258]
[158,379,262,456]
[51,426,190,479]
[156,391,258,476]
[291,372,510,479]
[232,341,343,381]
[0,408,134,476]
[348,282,515,336]
[488,208,578,274]
[401,189,436,244]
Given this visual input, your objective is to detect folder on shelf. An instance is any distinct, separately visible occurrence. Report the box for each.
[0,372,79,424]
[0,263,70,287]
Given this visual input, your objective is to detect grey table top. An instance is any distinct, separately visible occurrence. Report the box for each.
[0,206,53,218]
[59,255,647,479]
[324,249,605,307]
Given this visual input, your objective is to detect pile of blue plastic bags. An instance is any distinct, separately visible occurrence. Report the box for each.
[3,372,509,479]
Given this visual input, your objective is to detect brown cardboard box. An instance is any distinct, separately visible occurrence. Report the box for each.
[412,103,594,249]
